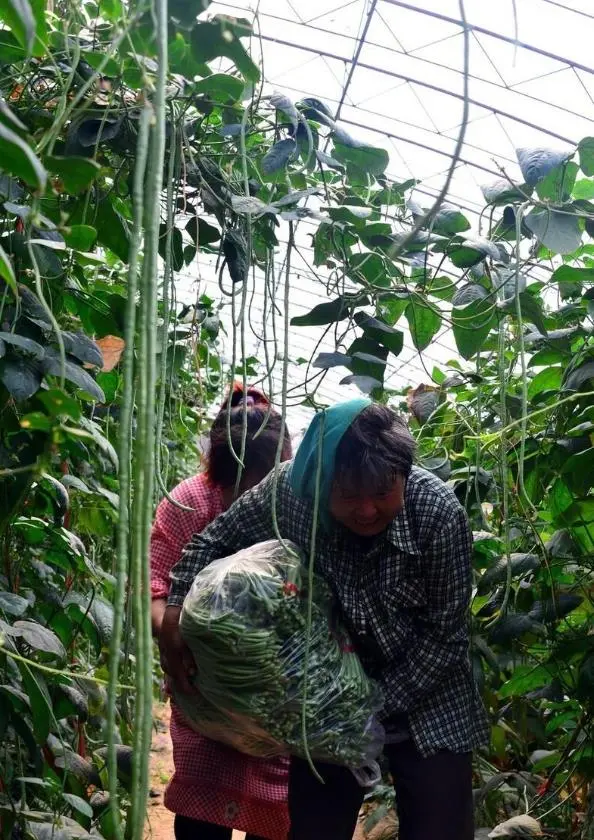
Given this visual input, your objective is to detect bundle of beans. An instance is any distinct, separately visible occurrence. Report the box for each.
[174,539,384,768]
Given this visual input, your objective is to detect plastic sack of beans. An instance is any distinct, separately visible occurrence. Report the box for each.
[173,539,385,771]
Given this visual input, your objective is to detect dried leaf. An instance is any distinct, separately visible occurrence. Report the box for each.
[95,335,125,372]
[489,814,542,837]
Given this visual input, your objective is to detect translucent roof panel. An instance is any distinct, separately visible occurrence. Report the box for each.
[180,0,594,431]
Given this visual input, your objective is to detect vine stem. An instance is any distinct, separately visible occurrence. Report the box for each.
[128,0,168,833]
[0,644,135,690]
[107,100,152,840]
[387,0,470,260]
[514,201,534,512]
[301,410,325,784]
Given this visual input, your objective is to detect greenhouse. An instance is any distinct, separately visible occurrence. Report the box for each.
[0,0,593,839]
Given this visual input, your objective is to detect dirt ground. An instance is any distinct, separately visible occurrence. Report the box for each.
[147,703,394,840]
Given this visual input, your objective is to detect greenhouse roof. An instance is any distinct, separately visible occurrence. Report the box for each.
[182,0,594,431]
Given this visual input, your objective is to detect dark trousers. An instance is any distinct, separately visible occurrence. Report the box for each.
[288,741,474,840]
[174,814,267,840]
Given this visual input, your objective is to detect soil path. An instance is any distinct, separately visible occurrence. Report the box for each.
[147,703,394,840]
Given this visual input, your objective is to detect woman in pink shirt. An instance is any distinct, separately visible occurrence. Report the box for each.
[150,385,292,840]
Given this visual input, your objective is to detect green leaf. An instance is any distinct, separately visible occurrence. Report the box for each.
[0,122,46,191]
[170,0,211,25]
[185,216,220,248]
[158,224,184,272]
[61,332,103,367]
[354,312,403,356]
[535,161,578,202]
[452,289,495,360]
[405,300,441,351]
[477,553,540,595]
[572,179,594,199]
[0,356,42,400]
[326,205,373,226]
[529,594,583,623]
[339,374,382,394]
[18,664,52,742]
[528,367,563,399]
[14,620,66,658]
[193,72,244,103]
[291,298,351,327]
[62,794,93,820]
[63,225,97,252]
[0,590,28,616]
[46,156,100,195]
[517,147,573,185]
[0,0,35,55]
[549,477,573,518]
[447,236,500,268]
[488,613,541,645]
[0,331,44,358]
[578,137,594,177]
[42,351,105,402]
[430,203,470,236]
[312,352,351,370]
[499,664,554,698]
[481,179,529,205]
[94,199,129,262]
[262,138,296,175]
[191,19,260,83]
[551,264,594,300]
[563,361,594,391]
[525,207,582,255]
[79,50,120,77]
[331,141,389,178]
[347,252,393,288]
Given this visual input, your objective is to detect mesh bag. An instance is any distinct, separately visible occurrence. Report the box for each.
[174,539,384,769]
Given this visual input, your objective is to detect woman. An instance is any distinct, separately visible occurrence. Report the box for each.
[160,398,489,840]
[150,384,292,840]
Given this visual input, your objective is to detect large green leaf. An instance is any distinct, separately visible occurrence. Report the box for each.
[354,312,403,356]
[42,350,105,402]
[0,356,42,400]
[551,264,594,300]
[46,156,100,194]
[193,72,243,102]
[262,138,296,175]
[0,122,46,190]
[331,141,389,178]
[191,18,260,82]
[517,147,573,186]
[158,224,184,272]
[14,620,66,658]
[0,0,35,55]
[405,300,441,351]
[291,298,351,327]
[18,665,52,742]
[528,367,563,400]
[578,137,594,177]
[452,286,495,359]
[94,199,129,262]
[525,207,582,255]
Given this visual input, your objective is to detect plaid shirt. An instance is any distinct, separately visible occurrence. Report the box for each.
[168,463,489,758]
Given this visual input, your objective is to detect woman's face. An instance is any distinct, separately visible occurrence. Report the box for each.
[329,475,405,537]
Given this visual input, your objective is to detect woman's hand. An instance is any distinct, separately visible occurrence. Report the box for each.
[159,605,197,694]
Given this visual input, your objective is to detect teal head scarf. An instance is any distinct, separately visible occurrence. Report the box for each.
[289,398,371,528]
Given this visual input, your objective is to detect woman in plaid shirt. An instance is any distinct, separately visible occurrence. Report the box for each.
[150,385,292,840]
[161,399,489,840]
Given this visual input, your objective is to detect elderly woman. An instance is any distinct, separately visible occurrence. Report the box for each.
[160,398,488,840]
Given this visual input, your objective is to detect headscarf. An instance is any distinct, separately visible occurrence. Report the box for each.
[289,398,371,528]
